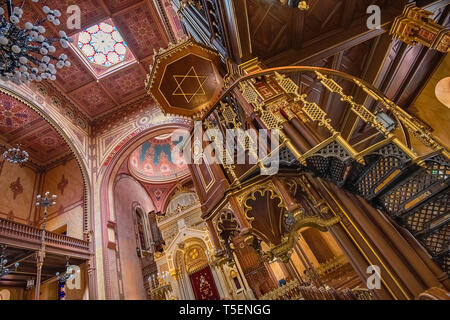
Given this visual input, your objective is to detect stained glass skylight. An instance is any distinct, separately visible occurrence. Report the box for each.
[77,22,128,67]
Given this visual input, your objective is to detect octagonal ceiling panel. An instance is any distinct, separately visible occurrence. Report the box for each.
[71,19,137,79]
[146,38,223,117]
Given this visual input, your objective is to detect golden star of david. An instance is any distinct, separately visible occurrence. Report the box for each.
[172,66,208,103]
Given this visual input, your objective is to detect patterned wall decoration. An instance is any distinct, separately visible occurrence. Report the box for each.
[0,94,41,133]
[0,159,37,224]
[128,135,189,183]
[142,182,177,213]
[57,174,69,196]
[93,96,191,172]
[70,82,117,118]
[113,2,167,59]
[41,158,84,219]
[9,177,23,200]
[0,93,72,166]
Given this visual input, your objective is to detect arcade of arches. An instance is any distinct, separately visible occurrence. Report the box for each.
[0,0,449,301]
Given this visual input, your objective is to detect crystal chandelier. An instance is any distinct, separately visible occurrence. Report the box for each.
[0,245,19,278]
[2,144,29,164]
[0,0,72,84]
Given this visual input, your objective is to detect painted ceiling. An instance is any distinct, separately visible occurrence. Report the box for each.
[0,93,71,166]
[18,0,184,120]
[128,133,189,183]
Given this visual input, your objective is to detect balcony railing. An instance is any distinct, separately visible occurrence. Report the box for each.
[259,279,375,300]
[0,218,90,258]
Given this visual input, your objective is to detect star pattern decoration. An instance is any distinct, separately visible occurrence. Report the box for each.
[57,174,69,196]
[10,177,23,200]
[172,66,208,103]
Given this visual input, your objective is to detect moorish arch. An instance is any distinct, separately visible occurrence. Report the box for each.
[0,0,449,304]
[97,117,192,299]
[0,84,92,247]
[0,89,93,298]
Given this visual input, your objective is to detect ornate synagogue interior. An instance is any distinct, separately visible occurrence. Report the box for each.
[0,0,449,301]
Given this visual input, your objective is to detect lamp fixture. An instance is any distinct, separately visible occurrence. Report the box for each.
[2,144,29,164]
[0,0,72,84]
[56,257,75,283]
[36,191,57,209]
[36,191,57,231]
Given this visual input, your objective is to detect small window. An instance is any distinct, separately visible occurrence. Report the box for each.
[52,225,67,236]
[136,210,147,250]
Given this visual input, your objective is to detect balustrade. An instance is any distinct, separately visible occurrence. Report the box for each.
[0,218,90,254]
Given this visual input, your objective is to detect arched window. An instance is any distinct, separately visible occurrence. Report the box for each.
[135,207,148,251]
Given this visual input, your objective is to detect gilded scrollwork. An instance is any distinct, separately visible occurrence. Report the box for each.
[263,214,340,263]
[235,179,288,224]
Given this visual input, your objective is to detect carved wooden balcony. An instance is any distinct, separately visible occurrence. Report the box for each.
[0,218,90,260]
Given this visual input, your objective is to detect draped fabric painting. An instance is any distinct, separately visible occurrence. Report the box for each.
[189,267,220,300]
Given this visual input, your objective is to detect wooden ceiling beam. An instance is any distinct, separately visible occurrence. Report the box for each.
[340,0,356,27]
[321,1,343,31]
[290,6,304,50]
[264,9,398,67]
[5,251,36,269]
[218,0,253,64]
[149,0,177,43]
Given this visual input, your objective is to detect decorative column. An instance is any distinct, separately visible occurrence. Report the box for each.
[287,258,304,284]
[294,238,323,287]
[34,191,57,300]
[228,196,252,234]
[83,230,97,300]
[217,263,234,298]
[206,220,222,252]
[34,250,45,300]
[232,251,255,300]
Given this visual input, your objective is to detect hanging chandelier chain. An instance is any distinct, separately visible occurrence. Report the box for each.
[0,0,72,84]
